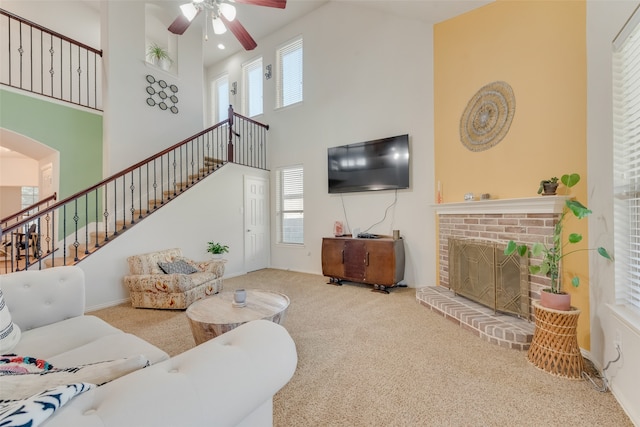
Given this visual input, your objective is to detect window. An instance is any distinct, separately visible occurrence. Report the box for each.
[213,74,229,124]
[21,186,39,210]
[276,37,303,108]
[21,186,39,232]
[242,57,263,117]
[613,6,640,314]
[276,165,304,244]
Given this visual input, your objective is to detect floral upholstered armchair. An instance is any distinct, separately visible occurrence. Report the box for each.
[124,248,225,309]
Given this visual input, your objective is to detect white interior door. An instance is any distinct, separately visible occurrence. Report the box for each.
[244,175,269,272]
[40,163,54,198]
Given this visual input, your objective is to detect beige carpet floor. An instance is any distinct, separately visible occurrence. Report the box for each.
[90,269,632,426]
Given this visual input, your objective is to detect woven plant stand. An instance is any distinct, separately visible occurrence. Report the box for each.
[527,301,584,379]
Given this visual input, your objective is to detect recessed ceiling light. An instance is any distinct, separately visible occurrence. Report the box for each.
[217,44,225,50]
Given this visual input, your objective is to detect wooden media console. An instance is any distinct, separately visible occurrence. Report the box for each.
[321,236,405,293]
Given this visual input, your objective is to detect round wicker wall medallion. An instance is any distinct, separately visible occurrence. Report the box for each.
[460,81,515,152]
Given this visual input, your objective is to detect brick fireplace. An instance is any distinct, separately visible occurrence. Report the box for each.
[416,196,567,350]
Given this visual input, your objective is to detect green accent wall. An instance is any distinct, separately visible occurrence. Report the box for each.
[0,88,103,200]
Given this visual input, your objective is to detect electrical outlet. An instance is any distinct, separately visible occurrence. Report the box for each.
[614,330,623,353]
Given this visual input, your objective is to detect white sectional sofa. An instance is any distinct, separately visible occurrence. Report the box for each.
[0,266,297,426]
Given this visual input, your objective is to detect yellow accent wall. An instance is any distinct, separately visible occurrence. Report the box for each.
[434,1,591,347]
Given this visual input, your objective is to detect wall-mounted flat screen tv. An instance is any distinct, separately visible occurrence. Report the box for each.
[327,134,410,194]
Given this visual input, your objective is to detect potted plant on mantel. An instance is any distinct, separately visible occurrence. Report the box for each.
[538,176,559,195]
[504,173,612,311]
[207,241,229,259]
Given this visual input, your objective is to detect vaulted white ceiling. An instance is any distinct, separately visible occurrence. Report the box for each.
[155,0,492,66]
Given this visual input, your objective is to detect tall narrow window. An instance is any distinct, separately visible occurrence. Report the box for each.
[242,57,263,117]
[21,186,39,210]
[613,5,640,314]
[213,74,229,124]
[276,37,303,108]
[276,165,304,244]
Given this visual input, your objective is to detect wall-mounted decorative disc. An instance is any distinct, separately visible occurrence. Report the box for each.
[144,74,179,114]
[460,81,515,152]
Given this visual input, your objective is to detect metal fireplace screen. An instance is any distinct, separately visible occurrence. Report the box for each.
[448,238,529,318]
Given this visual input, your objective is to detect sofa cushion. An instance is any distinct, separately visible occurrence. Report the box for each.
[0,355,148,400]
[13,316,122,361]
[0,266,85,332]
[125,272,219,294]
[128,279,221,309]
[158,260,198,275]
[46,333,169,367]
[0,289,21,354]
[12,315,169,367]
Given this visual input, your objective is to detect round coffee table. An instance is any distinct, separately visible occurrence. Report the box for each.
[186,289,290,344]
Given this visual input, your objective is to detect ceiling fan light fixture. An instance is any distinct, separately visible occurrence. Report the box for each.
[219,3,236,21]
[212,17,227,35]
[180,3,199,21]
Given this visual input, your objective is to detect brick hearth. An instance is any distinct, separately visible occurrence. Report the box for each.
[416,286,534,350]
[416,196,567,350]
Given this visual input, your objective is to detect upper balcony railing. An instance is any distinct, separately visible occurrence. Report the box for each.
[0,8,103,110]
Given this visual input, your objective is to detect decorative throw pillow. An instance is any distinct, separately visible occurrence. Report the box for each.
[158,260,198,275]
[0,354,149,401]
[0,290,21,354]
[0,382,95,427]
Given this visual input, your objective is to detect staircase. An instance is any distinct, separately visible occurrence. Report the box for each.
[1,110,269,274]
[47,156,226,267]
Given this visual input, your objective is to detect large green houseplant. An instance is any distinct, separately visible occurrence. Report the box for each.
[504,173,612,310]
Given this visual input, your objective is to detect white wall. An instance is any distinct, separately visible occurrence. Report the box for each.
[207,2,436,286]
[0,157,37,187]
[0,187,22,219]
[100,1,207,174]
[78,164,268,310]
[587,0,640,423]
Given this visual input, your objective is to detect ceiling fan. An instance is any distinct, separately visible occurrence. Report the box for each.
[168,0,287,51]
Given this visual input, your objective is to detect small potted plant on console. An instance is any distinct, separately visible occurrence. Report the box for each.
[504,173,612,310]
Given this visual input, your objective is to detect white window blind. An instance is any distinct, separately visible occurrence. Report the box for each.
[213,74,229,123]
[242,57,263,117]
[613,5,640,313]
[276,37,303,108]
[276,165,304,244]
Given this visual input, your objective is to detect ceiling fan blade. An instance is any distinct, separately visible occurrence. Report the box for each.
[168,10,201,35]
[232,0,286,9]
[221,16,257,51]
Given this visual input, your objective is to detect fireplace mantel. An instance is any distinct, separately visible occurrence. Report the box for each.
[434,196,568,215]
